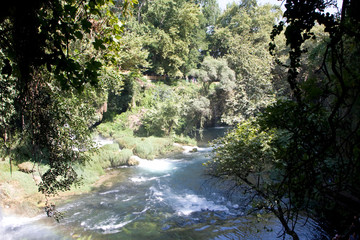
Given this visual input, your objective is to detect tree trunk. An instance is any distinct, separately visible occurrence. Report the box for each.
[273,205,300,240]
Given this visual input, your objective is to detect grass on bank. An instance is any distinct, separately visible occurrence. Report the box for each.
[0,102,197,215]
[96,108,196,159]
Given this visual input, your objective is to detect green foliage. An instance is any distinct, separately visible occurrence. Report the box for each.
[207,116,306,239]
[200,0,221,28]
[209,0,360,238]
[208,1,360,238]
[0,162,39,196]
[172,134,197,146]
[0,0,136,198]
[117,23,150,70]
[205,2,282,125]
[267,0,360,230]
[96,106,178,159]
[132,0,204,77]
[115,80,206,137]
[190,56,235,95]
[103,71,145,121]
[208,118,275,182]
[114,135,173,159]
[180,96,212,134]
[0,50,17,159]
[90,144,133,168]
[141,86,182,136]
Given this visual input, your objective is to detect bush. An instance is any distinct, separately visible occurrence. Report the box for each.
[111,149,133,167]
[100,143,121,152]
[172,134,197,146]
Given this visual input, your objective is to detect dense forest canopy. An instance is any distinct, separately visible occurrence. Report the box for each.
[0,0,359,238]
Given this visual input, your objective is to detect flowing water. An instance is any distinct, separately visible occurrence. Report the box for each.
[0,128,330,239]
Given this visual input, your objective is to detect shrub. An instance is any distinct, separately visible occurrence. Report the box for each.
[134,140,154,159]
[111,149,133,167]
[172,134,197,146]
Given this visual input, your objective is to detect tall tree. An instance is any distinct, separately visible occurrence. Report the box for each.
[267,0,360,232]
[208,0,360,239]
[208,1,282,124]
[0,0,135,214]
[135,0,203,77]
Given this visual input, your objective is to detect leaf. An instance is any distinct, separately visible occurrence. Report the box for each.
[81,19,92,33]
[93,38,104,50]
[74,31,83,40]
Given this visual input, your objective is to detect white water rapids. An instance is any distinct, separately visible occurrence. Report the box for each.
[0,129,330,239]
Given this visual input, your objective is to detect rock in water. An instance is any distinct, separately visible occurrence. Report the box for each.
[127,156,140,166]
[190,148,198,153]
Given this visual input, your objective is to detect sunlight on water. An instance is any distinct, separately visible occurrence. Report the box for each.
[130,174,170,182]
[148,184,230,216]
[172,193,229,215]
[137,158,175,172]
[0,129,331,240]
[0,215,61,240]
[87,219,133,234]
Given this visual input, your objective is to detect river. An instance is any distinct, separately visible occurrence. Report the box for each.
[0,128,330,239]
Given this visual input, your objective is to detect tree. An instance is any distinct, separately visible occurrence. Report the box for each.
[0,0,136,215]
[141,85,183,136]
[189,56,235,94]
[266,0,360,232]
[208,1,282,124]
[198,0,221,28]
[209,0,360,238]
[135,0,203,77]
[207,119,302,240]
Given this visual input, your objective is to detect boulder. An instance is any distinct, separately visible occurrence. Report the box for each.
[127,156,140,166]
[17,162,35,173]
[190,148,198,152]
[33,176,42,185]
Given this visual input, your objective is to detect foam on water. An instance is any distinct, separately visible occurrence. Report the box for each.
[197,147,213,152]
[130,174,170,182]
[0,215,60,240]
[137,158,175,172]
[90,220,133,234]
[182,145,213,154]
[172,193,229,215]
[0,215,43,228]
[122,196,134,202]
[99,189,120,195]
[148,186,229,216]
[182,145,197,153]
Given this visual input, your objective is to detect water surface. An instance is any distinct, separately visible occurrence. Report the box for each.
[0,128,329,239]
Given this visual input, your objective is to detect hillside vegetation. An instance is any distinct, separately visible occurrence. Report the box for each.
[1,0,359,239]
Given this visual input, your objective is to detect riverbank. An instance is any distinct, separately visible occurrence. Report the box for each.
[0,162,115,218]
[0,139,195,219]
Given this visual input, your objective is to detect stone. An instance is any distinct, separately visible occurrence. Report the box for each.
[190,148,198,152]
[127,156,140,166]
[17,162,35,173]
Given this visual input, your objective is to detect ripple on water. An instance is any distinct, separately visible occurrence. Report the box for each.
[89,219,133,234]
[130,174,171,183]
